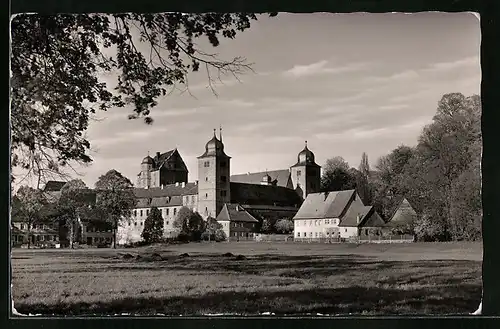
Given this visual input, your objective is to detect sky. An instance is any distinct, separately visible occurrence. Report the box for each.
[14,12,482,189]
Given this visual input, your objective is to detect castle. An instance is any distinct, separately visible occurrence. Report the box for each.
[117,129,322,244]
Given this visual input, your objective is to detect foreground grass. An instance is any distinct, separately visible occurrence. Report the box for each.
[11,242,482,316]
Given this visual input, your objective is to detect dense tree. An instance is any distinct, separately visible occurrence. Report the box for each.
[202,216,226,242]
[57,179,89,248]
[94,169,136,248]
[173,206,206,241]
[11,186,48,249]
[141,207,164,244]
[324,156,350,173]
[275,218,294,234]
[260,218,273,234]
[321,167,357,192]
[10,13,276,186]
[372,93,481,241]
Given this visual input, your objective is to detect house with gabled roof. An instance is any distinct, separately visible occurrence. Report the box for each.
[293,189,385,241]
[216,204,259,241]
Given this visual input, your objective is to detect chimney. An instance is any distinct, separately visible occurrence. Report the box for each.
[356,214,361,225]
[181,182,186,188]
[156,152,160,159]
[175,182,179,187]
[161,184,164,190]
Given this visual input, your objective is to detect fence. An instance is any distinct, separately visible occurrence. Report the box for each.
[293,235,414,244]
[254,234,294,242]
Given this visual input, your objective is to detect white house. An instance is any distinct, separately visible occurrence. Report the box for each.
[293,189,385,241]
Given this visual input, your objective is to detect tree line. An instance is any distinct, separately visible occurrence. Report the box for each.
[320,92,481,242]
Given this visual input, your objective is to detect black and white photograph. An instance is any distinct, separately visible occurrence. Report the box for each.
[10,11,484,316]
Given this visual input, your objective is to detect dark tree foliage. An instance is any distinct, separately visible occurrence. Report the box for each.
[202,216,226,242]
[173,206,206,241]
[10,13,277,184]
[320,167,357,192]
[94,169,136,248]
[141,207,164,244]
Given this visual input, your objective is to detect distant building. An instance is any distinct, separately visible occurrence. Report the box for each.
[382,197,418,235]
[216,204,259,241]
[293,190,385,241]
[118,130,316,244]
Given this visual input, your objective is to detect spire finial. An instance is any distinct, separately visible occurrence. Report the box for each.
[305,140,308,147]
[147,150,150,156]
[219,125,223,142]
[213,128,216,137]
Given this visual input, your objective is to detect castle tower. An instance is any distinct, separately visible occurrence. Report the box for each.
[197,128,231,219]
[138,154,154,188]
[290,141,321,200]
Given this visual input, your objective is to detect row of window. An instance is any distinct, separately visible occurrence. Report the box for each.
[297,231,340,238]
[13,234,58,242]
[296,219,338,227]
[231,222,255,228]
[18,224,53,231]
[232,232,253,237]
[184,195,197,203]
[86,227,112,233]
[128,219,171,227]
[134,207,178,218]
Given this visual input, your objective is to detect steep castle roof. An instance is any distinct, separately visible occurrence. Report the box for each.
[230,182,302,208]
[216,204,259,223]
[230,169,292,188]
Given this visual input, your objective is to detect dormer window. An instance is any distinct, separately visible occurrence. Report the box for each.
[204,161,210,168]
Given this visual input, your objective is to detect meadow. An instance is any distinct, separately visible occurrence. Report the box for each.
[11,242,483,316]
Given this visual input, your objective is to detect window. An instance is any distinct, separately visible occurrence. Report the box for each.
[303,220,306,226]
[333,219,337,225]
[166,221,169,225]
[140,222,143,226]
[233,232,237,237]
[221,176,227,183]
[297,232,301,237]
[146,210,149,216]
[220,161,227,167]
[205,207,208,214]
[315,220,318,226]
[309,232,313,237]
[221,190,227,197]
[205,193,208,199]
[166,208,169,216]
[128,222,131,226]
[134,210,137,217]
[204,161,210,167]
[20,224,24,230]
[319,232,323,238]
[309,220,312,226]
[54,235,58,241]
[325,219,330,225]
[134,222,137,226]
[319,220,322,225]
[365,229,369,235]
[345,229,347,232]
[315,232,318,237]
[174,208,177,215]
[297,170,302,177]
[140,210,143,217]
[326,232,330,237]
[205,177,208,181]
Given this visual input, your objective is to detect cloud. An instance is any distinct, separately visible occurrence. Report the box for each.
[378,104,410,111]
[283,60,371,78]
[364,70,420,83]
[314,116,431,142]
[424,56,479,72]
[237,121,276,133]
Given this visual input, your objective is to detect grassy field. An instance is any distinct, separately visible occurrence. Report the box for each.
[11,241,483,316]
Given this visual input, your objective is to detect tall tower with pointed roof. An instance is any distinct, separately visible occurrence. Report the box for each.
[197,128,231,219]
[290,141,321,200]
